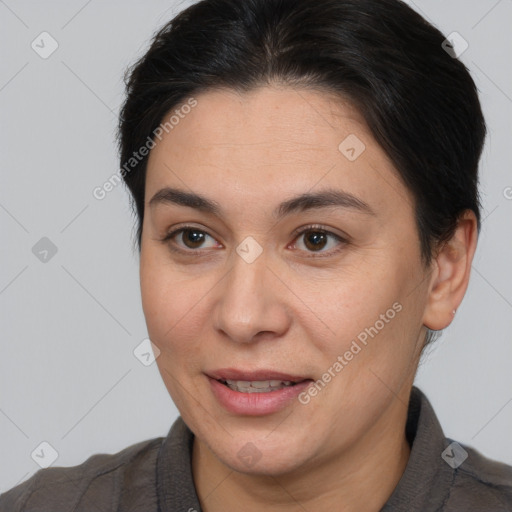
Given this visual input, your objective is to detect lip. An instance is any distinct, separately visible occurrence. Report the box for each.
[207,368,309,383]
[206,369,313,416]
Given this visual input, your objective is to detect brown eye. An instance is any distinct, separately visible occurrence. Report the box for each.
[162,226,219,253]
[292,226,347,257]
[302,231,329,251]
[179,228,207,249]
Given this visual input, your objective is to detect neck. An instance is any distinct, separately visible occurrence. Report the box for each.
[192,395,412,512]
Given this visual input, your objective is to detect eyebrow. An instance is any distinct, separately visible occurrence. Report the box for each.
[148,186,376,219]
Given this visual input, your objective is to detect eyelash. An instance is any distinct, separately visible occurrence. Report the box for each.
[160,224,348,258]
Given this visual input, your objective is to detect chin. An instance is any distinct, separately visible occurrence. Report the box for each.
[206,429,317,476]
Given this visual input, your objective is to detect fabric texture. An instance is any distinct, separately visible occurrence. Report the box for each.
[1,386,511,511]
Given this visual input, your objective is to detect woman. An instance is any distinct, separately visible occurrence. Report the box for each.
[2,0,511,510]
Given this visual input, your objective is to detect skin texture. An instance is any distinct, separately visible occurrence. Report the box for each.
[140,85,478,512]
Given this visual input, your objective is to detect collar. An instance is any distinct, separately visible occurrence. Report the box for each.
[380,386,454,511]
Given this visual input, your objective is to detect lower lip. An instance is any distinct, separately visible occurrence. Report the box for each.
[208,377,313,416]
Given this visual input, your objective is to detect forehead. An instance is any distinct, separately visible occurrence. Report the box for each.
[150,86,370,158]
[145,86,413,220]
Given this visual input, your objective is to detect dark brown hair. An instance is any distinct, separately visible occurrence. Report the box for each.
[117,0,486,269]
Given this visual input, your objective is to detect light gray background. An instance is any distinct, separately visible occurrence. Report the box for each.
[1,0,511,492]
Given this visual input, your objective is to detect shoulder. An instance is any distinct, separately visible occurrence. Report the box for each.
[0,436,163,512]
[446,441,512,511]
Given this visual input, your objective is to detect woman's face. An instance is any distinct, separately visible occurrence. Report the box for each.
[140,86,432,475]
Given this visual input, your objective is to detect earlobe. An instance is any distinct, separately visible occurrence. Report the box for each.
[422,210,478,331]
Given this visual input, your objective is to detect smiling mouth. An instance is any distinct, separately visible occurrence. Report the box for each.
[218,379,305,393]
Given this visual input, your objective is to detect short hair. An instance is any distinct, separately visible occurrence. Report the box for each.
[118,0,486,270]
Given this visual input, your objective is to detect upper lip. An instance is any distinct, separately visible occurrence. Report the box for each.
[207,368,310,383]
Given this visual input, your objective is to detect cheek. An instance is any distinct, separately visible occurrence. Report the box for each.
[139,251,212,357]
[300,259,396,343]
[140,249,177,341]
[305,254,417,375]
[140,269,172,341]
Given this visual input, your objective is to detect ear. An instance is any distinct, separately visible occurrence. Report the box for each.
[422,210,479,331]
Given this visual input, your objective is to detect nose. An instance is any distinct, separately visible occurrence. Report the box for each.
[212,247,292,344]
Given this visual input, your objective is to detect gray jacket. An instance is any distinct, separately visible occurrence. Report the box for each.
[1,386,511,511]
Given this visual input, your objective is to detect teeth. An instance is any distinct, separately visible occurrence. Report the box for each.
[224,379,295,393]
